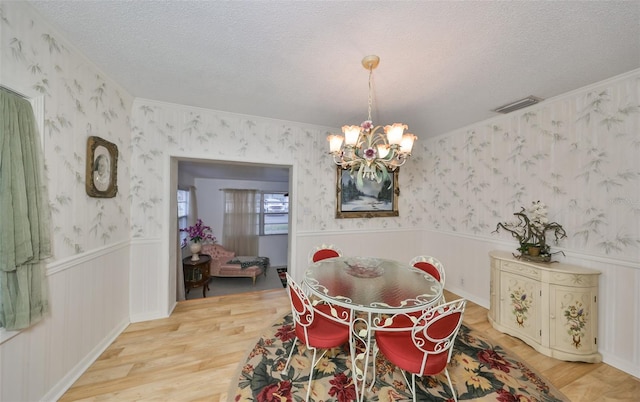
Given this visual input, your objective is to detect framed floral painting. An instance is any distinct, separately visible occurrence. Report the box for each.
[85,136,118,198]
[336,167,399,219]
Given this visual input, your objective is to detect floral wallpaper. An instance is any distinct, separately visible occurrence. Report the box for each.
[417,75,639,260]
[1,2,133,260]
[3,1,637,264]
[129,102,385,238]
[132,73,639,262]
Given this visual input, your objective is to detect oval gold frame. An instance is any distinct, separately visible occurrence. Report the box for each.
[85,136,118,198]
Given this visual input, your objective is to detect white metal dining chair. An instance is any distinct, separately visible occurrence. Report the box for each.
[283,273,352,401]
[371,298,466,401]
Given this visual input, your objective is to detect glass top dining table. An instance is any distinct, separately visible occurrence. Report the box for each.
[303,256,443,314]
[303,256,443,401]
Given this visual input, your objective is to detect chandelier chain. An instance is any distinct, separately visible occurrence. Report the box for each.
[367,66,373,123]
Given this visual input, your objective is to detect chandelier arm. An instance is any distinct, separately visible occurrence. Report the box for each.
[355,164,366,189]
[380,149,397,162]
[388,156,408,168]
[369,133,388,147]
[375,161,391,181]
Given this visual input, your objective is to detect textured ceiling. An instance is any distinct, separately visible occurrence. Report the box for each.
[28,0,640,141]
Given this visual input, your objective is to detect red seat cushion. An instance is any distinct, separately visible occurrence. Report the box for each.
[295,304,350,349]
[375,330,448,375]
[375,311,461,376]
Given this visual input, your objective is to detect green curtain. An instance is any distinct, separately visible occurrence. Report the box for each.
[0,87,51,331]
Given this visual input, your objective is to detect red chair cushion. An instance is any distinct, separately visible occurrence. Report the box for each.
[375,311,461,376]
[375,330,448,375]
[295,304,350,349]
[312,249,340,262]
[413,261,441,282]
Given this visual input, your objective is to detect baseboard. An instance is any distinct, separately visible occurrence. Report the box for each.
[130,310,168,323]
[43,317,130,401]
[600,352,640,379]
[447,285,489,310]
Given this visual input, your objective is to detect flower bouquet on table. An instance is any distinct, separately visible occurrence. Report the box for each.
[493,201,567,263]
[180,219,216,261]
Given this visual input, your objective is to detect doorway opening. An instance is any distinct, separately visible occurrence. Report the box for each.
[171,157,291,301]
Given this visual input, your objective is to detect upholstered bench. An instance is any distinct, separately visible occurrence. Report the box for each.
[201,244,268,285]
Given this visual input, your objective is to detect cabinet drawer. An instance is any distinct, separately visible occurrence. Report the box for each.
[502,261,541,280]
[548,271,599,287]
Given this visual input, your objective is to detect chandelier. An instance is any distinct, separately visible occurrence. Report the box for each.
[328,55,417,189]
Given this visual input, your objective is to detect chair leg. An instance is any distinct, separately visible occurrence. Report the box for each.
[283,338,297,371]
[411,373,417,402]
[398,370,415,401]
[252,276,256,286]
[444,367,457,402]
[306,347,318,402]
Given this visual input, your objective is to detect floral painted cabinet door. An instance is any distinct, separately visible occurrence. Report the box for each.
[500,271,541,344]
[549,281,598,357]
[489,250,601,363]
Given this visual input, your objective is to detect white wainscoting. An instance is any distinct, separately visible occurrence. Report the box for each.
[129,238,169,323]
[0,242,130,402]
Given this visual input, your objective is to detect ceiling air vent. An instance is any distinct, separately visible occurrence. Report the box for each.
[493,96,543,114]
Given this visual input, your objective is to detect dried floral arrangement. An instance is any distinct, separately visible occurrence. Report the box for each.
[493,201,567,262]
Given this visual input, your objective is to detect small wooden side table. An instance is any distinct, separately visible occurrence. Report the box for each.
[182,255,211,298]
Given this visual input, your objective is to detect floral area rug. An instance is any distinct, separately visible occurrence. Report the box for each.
[230,313,569,402]
[275,267,288,288]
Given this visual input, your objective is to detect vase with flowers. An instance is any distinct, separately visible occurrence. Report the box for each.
[180,219,216,261]
[493,201,567,262]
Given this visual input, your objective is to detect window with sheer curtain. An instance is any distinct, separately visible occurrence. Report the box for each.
[177,189,190,246]
[222,189,260,256]
[262,192,289,235]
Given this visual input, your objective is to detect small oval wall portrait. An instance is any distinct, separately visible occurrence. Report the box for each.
[86,136,118,198]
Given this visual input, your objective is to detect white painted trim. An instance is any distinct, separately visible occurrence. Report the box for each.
[169,150,295,171]
[600,351,640,380]
[446,285,490,310]
[288,163,298,272]
[130,310,167,323]
[295,227,422,237]
[46,240,130,275]
[0,328,20,344]
[130,237,162,244]
[42,318,130,402]
[161,153,297,312]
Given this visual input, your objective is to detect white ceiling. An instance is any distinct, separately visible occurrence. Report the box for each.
[27,1,640,181]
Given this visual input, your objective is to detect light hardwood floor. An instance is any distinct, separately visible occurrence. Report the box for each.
[60,289,639,401]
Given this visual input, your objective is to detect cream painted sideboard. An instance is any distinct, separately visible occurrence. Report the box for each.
[488,250,602,362]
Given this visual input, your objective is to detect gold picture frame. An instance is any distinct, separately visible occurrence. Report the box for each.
[85,136,118,198]
[336,167,399,219]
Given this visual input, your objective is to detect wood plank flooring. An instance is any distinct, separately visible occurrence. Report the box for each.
[59,289,639,401]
